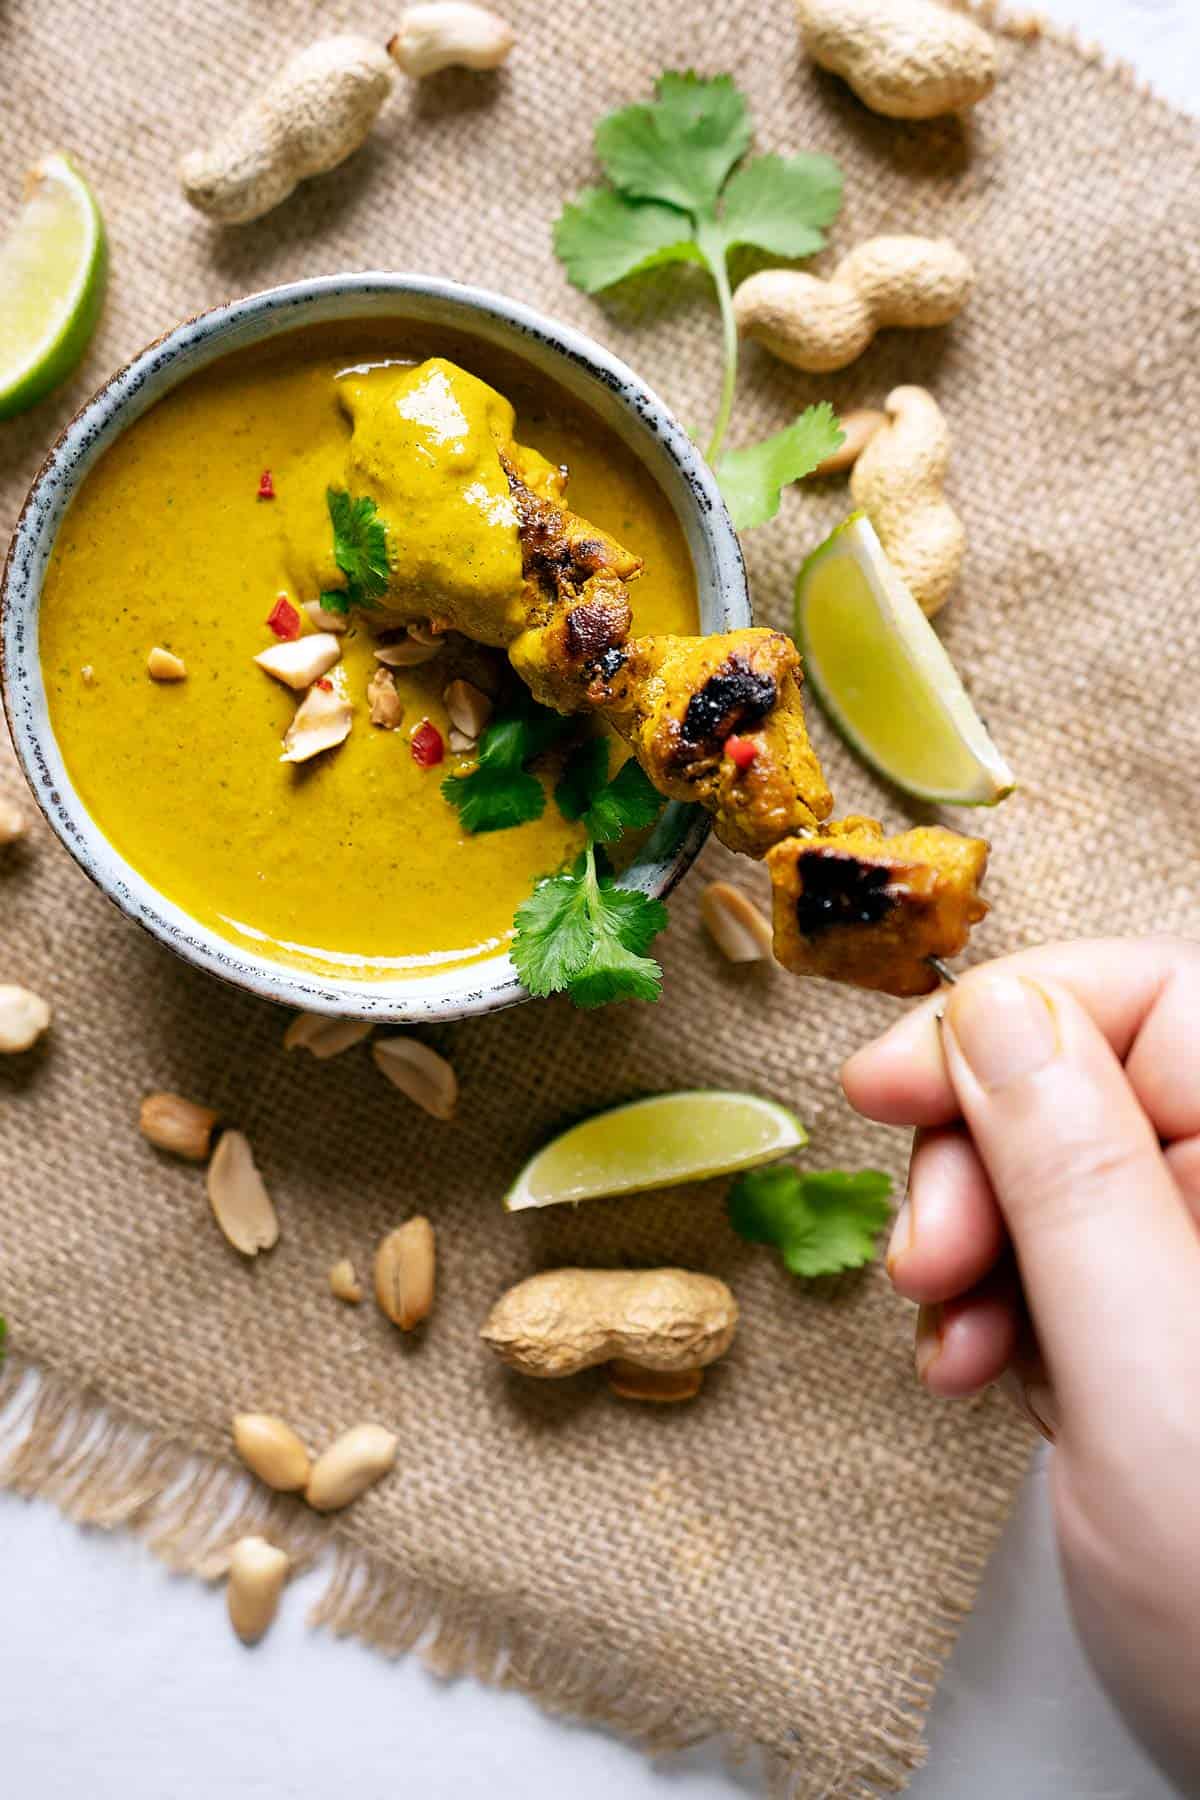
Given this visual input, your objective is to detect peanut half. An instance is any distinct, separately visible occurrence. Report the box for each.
[608,1361,705,1404]
[389,4,516,78]
[147,646,187,681]
[329,1259,364,1304]
[443,678,492,741]
[227,1536,290,1645]
[374,1217,436,1331]
[140,1091,219,1162]
[255,632,342,690]
[700,883,775,965]
[305,1424,398,1512]
[811,408,887,478]
[206,1129,279,1257]
[283,1012,373,1060]
[281,681,353,764]
[302,599,349,634]
[232,1413,311,1492]
[0,793,27,844]
[367,666,405,729]
[0,984,52,1054]
[374,636,442,668]
[371,1037,458,1120]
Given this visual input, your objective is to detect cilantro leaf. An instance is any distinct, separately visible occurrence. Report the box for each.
[321,489,391,612]
[582,758,663,843]
[716,404,844,531]
[553,188,702,294]
[442,696,573,834]
[445,765,545,834]
[555,736,610,821]
[512,843,669,1008]
[595,72,751,215]
[508,869,596,993]
[553,72,843,462]
[719,152,844,259]
[727,1166,893,1278]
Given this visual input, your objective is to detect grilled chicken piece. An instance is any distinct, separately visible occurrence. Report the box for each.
[332,360,993,992]
[599,629,834,857]
[765,819,989,997]
[503,459,640,711]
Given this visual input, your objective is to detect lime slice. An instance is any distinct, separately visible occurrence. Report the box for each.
[796,512,1015,806]
[0,153,106,420]
[504,1090,807,1211]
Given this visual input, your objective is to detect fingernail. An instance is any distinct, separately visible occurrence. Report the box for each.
[886,1196,914,1276]
[1023,1382,1059,1443]
[945,976,1058,1091]
[915,1302,944,1383]
[999,1369,1059,1443]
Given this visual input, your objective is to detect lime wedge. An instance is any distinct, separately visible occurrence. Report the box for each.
[0,153,106,420]
[503,1090,807,1211]
[796,513,1015,806]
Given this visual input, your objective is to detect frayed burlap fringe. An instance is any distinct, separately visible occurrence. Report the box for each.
[950,0,1193,120]
[0,1357,327,1581]
[0,1354,1001,1797]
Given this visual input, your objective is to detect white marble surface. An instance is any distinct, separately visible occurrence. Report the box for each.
[2,4,1196,1795]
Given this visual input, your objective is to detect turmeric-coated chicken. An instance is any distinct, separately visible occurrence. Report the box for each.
[325,356,992,995]
[600,629,833,857]
[765,820,990,997]
[502,456,639,713]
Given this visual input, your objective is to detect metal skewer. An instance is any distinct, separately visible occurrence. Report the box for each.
[928,956,958,986]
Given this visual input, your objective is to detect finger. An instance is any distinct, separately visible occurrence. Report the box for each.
[998,1366,1058,1442]
[940,972,1200,1418]
[998,1324,1057,1441]
[914,1271,1021,1399]
[887,1126,1007,1304]
[1164,1134,1200,1219]
[842,936,1200,1136]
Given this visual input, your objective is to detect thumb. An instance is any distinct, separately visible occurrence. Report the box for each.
[941,973,1200,1420]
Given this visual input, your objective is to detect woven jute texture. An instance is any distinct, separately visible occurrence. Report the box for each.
[2,1,1199,1792]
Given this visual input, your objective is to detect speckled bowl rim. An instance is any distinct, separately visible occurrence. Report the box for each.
[1,273,750,1022]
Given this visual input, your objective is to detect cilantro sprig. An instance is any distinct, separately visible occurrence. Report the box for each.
[442,702,670,1006]
[513,844,669,1008]
[728,1166,893,1278]
[513,739,669,1007]
[715,404,844,530]
[319,488,391,615]
[554,739,663,843]
[553,71,844,517]
[442,694,575,834]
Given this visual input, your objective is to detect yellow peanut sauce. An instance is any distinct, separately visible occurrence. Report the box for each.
[39,323,698,979]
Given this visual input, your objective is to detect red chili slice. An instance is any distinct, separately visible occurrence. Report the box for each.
[266,595,301,641]
[257,469,275,500]
[314,677,333,692]
[410,720,445,768]
[725,733,759,772]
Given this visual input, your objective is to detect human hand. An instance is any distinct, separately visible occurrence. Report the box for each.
[841,939,1200,1790]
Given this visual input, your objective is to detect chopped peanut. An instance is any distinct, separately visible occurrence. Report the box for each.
[281,682,353,763]
[255,633,342,690]
[147,646,187,681]
[367,666,405,729]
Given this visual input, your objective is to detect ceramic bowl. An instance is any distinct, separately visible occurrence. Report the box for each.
[1,274,749,1021]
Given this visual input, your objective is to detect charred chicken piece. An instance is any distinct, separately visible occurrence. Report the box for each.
[503,459,640,711]
[765,820,989,997]
[599,629,834,857]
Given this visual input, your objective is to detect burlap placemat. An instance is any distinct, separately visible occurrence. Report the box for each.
[2,1,1198,1791]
